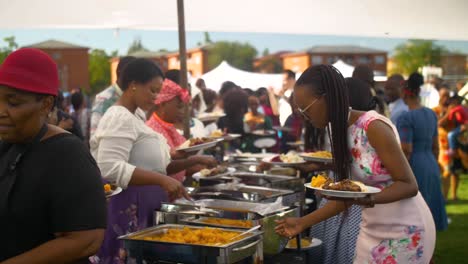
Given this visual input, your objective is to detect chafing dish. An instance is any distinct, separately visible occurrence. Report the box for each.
[119,224,263,264]
[186,184,299,206]
[199,172,305,192]
[155,201,299,255]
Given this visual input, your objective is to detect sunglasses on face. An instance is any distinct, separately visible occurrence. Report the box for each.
[297,96,322,121]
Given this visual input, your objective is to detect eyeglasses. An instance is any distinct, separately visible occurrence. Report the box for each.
[297,96,321,121]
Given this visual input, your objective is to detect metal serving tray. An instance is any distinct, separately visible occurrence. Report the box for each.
[155,204,299,256]
[199,172,304,192]
[187,184,299,206]
[119,224,263,264]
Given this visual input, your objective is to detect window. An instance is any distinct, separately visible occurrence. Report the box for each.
[327,56,338,65]
[358,56,371,64]
[374,56,385,64]
[311,55,323,64]
[52,52,61,60]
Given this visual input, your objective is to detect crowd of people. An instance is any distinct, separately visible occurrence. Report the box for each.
[0,48,466,264]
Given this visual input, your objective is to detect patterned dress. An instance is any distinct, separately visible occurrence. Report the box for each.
[350,111,435,264]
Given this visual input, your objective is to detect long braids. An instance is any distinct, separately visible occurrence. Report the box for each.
[297,65,351,181]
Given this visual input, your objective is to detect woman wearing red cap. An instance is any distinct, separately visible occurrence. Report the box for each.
[0,49,107,263]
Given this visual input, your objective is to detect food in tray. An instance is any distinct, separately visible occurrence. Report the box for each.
[271,152,304,163]
[210,129,225,138]
[103,184,112,195]
[303,151,333,158]
[311,174,329,188]
[201,218,253,228]
[322,179,367,192]
[199,166,228,177]
[141,227,243,245]
[287,238,312,248]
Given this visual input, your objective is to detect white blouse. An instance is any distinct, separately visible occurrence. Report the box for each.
[90,106,171,188]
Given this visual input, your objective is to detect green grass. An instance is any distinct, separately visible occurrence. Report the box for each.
[434,174,468,263]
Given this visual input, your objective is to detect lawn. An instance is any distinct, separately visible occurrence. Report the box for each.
[433,174,468,263]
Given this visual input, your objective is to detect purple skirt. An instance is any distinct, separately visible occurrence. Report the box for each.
[92,185,168,264]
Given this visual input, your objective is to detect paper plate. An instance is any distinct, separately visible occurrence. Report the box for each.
[193,167,236,181]
[106,186,122,198]
[262,156,306,167]
[176,139,222,152]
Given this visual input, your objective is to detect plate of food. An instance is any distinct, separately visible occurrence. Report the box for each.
[209,130,241,141]
[262,152,306,166]
[176,137,222,152]
[192,166,236,181]
[104,183,122,198]
[197,112,226,122]
[251,129,276,137]
[286,141,304,147]
[285,237,322,250]
[305,174,381,198]
[300,151,333,163]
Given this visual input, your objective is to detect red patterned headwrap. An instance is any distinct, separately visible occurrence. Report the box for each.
[154,79,190,105]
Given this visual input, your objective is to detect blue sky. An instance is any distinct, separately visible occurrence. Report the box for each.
[1,29,468,56]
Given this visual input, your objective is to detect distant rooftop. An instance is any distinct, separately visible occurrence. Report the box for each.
[304,45,386,54]
[25,39,88,49]
[128,50,169,58]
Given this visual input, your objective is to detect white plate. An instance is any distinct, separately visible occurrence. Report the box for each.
[193,167,236,181]
[197,113,226,122]
[272,126,293,132]
[262,156,306,167]
[304,183,381,198]
[176,139,222,152]
[300,153,333,163]
[209,133,241,141]
[285,238,323,250]
[251,130,276,136]
[106,186,122,198]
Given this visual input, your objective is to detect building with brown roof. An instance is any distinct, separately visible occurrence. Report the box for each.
[441,52,467,76]
[165,44,212,78]
[109,50,169,84]
[282,45,387,74]
[253,51,292,73]
[25,39,89,92]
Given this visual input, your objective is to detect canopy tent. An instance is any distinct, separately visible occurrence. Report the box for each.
[332,60,355,78]
[332,60,387,81]
[195,61,283,92]
[0,0,468,41]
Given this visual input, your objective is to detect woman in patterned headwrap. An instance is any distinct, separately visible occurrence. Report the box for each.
[146,78,217,182]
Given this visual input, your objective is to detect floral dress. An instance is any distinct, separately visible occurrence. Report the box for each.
[350,111,436,264]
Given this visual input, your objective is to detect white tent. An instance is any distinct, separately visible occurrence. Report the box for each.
[332,60,355,78]
[196,61,283,92]
[0,0,467,41]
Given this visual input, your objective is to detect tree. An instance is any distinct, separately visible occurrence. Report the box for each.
[391,39,445,75]
[127,37,148,55]
[204,32,212,44]
[88,49,113,95]
[255,56,283,73]
[207,41,258,71]
[0,36,18,64]
[262,48,270,57]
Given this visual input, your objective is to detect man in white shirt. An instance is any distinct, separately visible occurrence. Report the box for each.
[419,76,440,109]
[278,70,296,126]
[384,74,409,124]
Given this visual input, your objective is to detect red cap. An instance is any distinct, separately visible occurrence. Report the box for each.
[0,48,59,96]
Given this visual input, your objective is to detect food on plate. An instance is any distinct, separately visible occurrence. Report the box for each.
[199,166,228,177]
[311,174,329,188]
[322,179,367,192]
[210,129,225,138]
[141,227,242,245]
[271,152,304,163]
[201,218,253,228]
[287,238,312,248]
[189,137,214,147]
[103,184,112,194]
[303,151,333,158]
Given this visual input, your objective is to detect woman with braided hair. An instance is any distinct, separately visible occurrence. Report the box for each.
[397,73,448,231]
[276,65,435,263]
